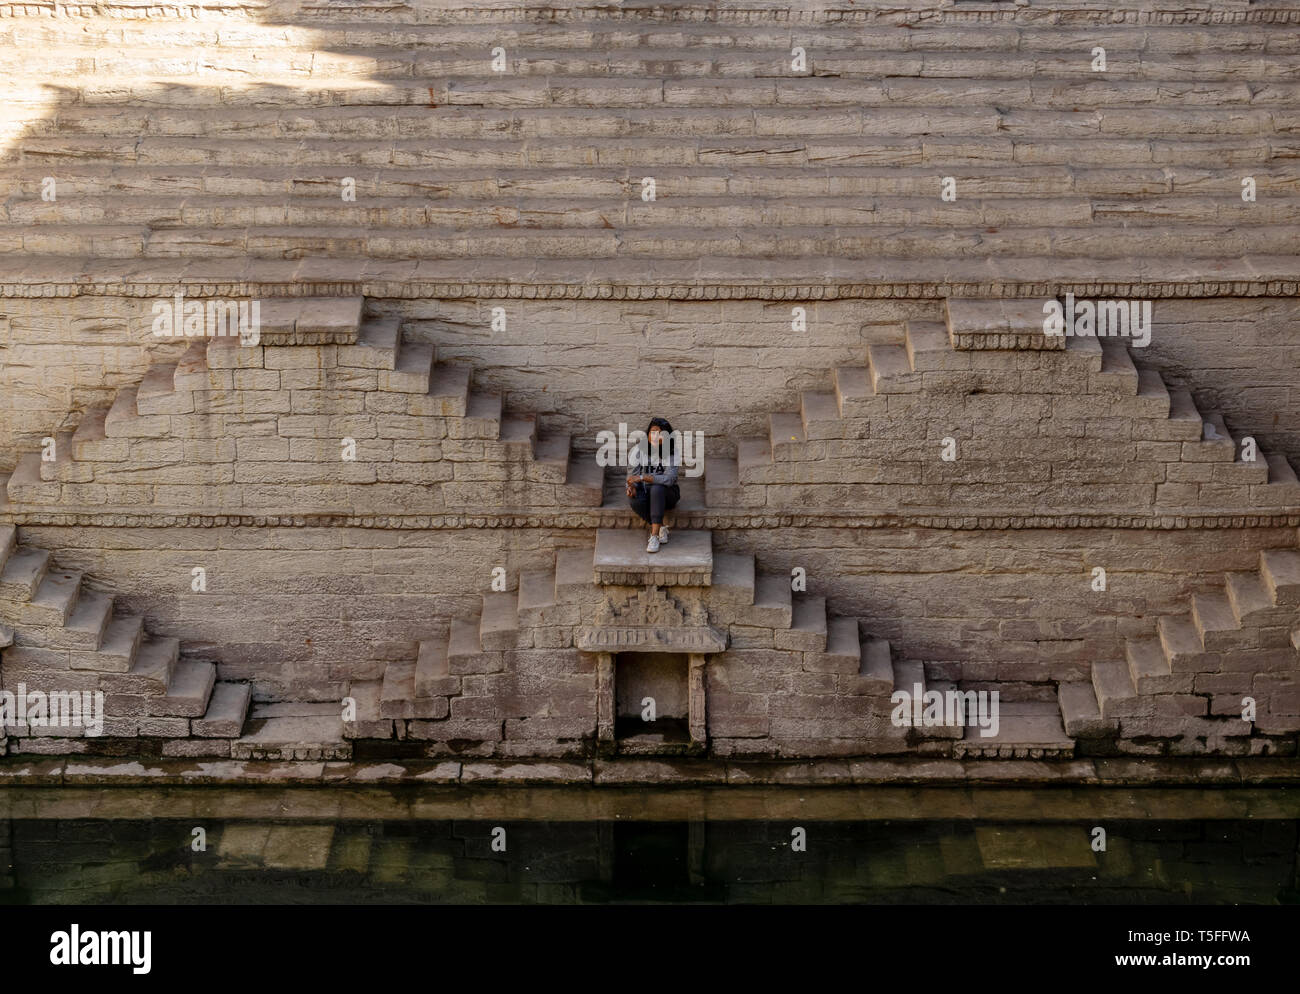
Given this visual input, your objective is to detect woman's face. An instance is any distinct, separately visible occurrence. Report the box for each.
[648,426,662,447]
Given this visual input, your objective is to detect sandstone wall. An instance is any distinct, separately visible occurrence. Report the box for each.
[3,294,1300,471]
[15,520,1292,704]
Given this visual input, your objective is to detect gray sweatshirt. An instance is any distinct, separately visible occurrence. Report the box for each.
[627,442,679,487]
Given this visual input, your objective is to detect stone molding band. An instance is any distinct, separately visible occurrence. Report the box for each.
[3,508,1299,531]
[4,279,1300,302]
[4,3,1300,28]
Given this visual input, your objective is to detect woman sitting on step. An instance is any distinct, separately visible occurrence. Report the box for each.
[626,417,680,553]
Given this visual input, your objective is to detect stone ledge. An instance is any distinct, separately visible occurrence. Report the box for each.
[3,754,1300,788]
[2,256,1300,302]
[3,507,1299,532]
[2,1,1297,27]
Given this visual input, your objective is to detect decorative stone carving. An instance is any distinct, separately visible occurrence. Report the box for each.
[577,586,727,653]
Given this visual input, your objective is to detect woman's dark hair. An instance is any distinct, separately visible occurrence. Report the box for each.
[646,416,675,467]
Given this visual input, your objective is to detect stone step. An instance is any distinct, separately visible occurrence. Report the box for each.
[263,296,364,346]
[0,546,51,602]
[1060,334,1103,374]
[6,588,110,650]
[702,456,740,507]
[136,362,191,416]
[460,391,504,439]
[423,363,472,418]
[379,660,447,719]
[807,614,860,674]
[833,365,873,417]
[39,430,84,484]
[1056,680,1114,738]
[24,192,1264,229]
[775,595,827,652]
[113,637,180,696]
[1195,412,1237,462]
[340,680,392,740]
[1190,592,1246,652]
[531,432,571,484]
[1091,660,1138,719]
[953,701,1074,760]
[554,546,597,602]
[799,391,840,441]
[1133,367,1171,419]
[866,343,918,393]
[1260,549,1300,608]
[379,660,415,718]
[946,297,1064,351]
[1124,638,1172,694]
[1091,340,1138,396]
[380,340,436,394]
[748,573,793,628]
[12,46,1294,82]
[1265,452,1300,493]
[80,614,145,673]
[710,552,755,605]
[415,637,460,697]
[517,568,558,622]
[192,681,253,738]
[558,455,604,506]
[592,528,713,586]
[1156,614,1207,672]
[855,637,894,695]
[6,452,59,504]
[485,415,538,461]
[103,386,169,439]
[344,314,403,371]
[1225,570,1276,625]
[151,659,217,718]
[446,615,501,675]
[23,567,83,628]
[768,412,805,461]
[1165,387,1205,442]
[70,407,119,461]
[479,590,521,651]
[904,321,952,372]
[737,436,772,477]
[31,220,1289,262]
[232,710,350,761]
[892,657,925,697]
[172,341,210,391]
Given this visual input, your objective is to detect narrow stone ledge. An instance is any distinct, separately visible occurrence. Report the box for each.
[2,756,1300,787]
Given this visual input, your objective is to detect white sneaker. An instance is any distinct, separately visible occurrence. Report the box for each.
[659,524,669,544]
[646,535,660,553]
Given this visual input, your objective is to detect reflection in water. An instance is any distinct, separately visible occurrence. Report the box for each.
[1,786,1298,904]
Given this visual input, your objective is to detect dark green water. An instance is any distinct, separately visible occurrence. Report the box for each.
[2,786,1298,904]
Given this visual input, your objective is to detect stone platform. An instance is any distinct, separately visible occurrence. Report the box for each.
[593,528,713,587]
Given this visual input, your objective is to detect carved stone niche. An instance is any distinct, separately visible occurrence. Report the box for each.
[583,587,724,756]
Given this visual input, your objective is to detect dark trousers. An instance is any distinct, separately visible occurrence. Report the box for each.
[629,483,679,525]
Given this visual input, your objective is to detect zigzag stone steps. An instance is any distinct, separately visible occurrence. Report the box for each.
[0,524,252,746]
[1066,526,1300,747]
[347,529,1004,754]
[712,297,1300,515]
[5,296,604,512]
